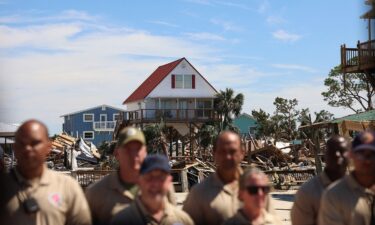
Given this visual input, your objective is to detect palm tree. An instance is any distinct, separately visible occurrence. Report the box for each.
[214,88,244,131]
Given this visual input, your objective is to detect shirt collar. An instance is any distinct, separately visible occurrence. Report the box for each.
[134,196,170,223]
[346,173,375,195]
[109,171,136,200]
[212,168,241,195]
[320,171,332,188]
[13,165,50,187]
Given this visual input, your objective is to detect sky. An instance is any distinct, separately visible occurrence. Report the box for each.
[0,0,371,135]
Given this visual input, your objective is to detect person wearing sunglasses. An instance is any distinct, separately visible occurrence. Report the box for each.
[291,135,349,225]
[224,168,280,225]
[0,120,92,225]
[319,131,375,225]
[183,131,275,225]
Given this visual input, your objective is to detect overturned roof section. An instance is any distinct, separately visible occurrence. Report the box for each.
[123,58,184,104]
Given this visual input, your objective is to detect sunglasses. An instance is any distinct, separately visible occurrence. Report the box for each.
[246,186,271,195]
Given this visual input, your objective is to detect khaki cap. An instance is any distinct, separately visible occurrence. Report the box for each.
[117,127,146,148]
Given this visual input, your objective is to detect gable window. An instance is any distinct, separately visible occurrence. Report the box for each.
[83,131,94,140]
[184,75,192,89]
[83,114,94,122]
[172,74,195,89]
[175,75,183,88]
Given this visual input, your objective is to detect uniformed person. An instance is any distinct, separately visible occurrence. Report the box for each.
[0,120,91,225]
[291,135,349,225]
[319,131,375,225]
[224,168,280,225]
[85,127,175,225]
[183,131,275,225]
[111,154,194,225]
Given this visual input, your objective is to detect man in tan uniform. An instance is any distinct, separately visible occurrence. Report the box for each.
[183,131,274,225]
[224,168,280,225]
[85,127,176,225]
[291,135,349,225]
[0,120,91,225]
[319,131,375,225]
[111,154,193,225]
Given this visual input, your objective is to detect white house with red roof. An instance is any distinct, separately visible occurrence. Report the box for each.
[121,57,219,135]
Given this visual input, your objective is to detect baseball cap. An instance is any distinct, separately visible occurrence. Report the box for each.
[116,127,146,148]
[352,131,375,152]
[140,154,171,175]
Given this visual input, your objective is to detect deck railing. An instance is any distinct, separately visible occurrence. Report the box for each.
[93,121,116,131]
[341,40,375,71]
[124,109,220,123]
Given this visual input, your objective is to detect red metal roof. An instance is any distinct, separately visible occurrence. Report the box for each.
[123,58,184,104]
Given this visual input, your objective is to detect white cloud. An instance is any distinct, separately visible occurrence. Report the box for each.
[266,15,286,25]
[210,18,243,32]
[272,29,302,42]
[258,0,270,14]
[147,20,179,28]
[184,32,226,41]
[271,64,316,73]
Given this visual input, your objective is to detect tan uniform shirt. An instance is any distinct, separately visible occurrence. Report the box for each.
[291,171,332,225]
[111,196,194,225]
[224,209,281,225]
[0,167,91,225]
[183,172,275,225]
[318,173,375,225]
[85,171,176,225]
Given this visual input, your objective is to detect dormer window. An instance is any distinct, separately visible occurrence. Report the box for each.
[172,74,195,89]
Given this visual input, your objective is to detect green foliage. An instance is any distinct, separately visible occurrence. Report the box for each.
[252,97,334,143]
[299,108,334,139]
[143,122,167,154]
[321,65,374,113]
[214,88,244,131]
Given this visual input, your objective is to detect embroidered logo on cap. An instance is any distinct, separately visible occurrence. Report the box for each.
[126,128,137,137]
[48,192,63,208]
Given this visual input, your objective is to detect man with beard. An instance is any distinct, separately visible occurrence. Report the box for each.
[85,127,176,225]
[111,154,193,225]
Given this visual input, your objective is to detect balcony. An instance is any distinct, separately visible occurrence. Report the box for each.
[123,109,220,124]
[341,40,375,73]
[93,121,116,131]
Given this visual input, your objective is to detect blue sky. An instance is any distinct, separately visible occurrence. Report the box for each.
[0,0,370,134]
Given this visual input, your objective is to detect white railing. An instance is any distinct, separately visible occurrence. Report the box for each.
[93,121,116,131]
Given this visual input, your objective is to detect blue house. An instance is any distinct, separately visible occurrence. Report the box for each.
[233,113,258,138]
[61,104,125,146]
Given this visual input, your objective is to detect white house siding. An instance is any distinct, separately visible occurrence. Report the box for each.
[147,59,217,98]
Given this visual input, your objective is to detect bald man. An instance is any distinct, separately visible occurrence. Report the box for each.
[291,135,349,225]
[183,131,275,225]
[0,120,92,225]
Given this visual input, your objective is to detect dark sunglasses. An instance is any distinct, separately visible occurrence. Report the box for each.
[246,186,271,195]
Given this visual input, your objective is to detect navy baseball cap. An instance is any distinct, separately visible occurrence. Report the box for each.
[352,131,375,152]
[140,154,171,175]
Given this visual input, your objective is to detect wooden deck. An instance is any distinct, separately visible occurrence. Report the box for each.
[341,40,375,73]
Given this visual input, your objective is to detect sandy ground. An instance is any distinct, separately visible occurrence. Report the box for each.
[175,190,296,225]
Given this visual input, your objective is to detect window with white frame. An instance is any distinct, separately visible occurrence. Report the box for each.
[83,131,94,139]
[83,114,94,122]
[174,75,193,89]
[175,75,183,88]
[113,113,120,121]
[184,75,192,89]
